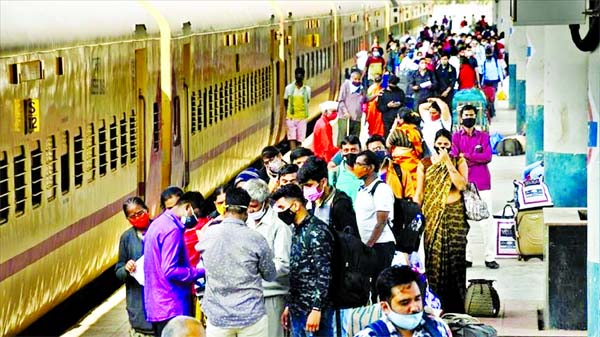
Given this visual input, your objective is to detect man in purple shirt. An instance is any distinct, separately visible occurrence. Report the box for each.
[451,105,499,269]
[143,191,206,336]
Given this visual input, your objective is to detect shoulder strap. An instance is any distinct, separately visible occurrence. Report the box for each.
[367,319,391,337]
[368,180,384,197]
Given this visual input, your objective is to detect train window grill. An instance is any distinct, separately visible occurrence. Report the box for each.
[98,120,108,176]
[235,53,240,73]
[245,74,250,109]
[152,103,159,151]
[173,97,181,146]
[0,152,9,224]
[219,83,224,121]
[227,80,233,117]
[191,91,197,134]
[120,114,128,166]
[129,110,137,162]
[45,135,57,201]
[61,131,70,193]
[311,52,316,78]
[14,146,27,215]
[249,73,255,107]
[235,77,241,113]
[74,128,84,187]
[85,123,96,182]
[109,117,118,170]
[207,87,213,126]
[31,141,43,208]
[56,57,64,76]
[201,88,208,129]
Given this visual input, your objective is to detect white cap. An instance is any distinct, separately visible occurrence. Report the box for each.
[320,101,338,113]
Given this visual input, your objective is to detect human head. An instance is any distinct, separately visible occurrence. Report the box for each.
[340,135,361,166]
[372,46,381,57]
[174,191,205,228]
[418,58,427,70]
[271,184,306,225]
[428,100,442,120]
[225,187,251,222]
[353,150,380,180]
[320,100,338,120]
[295,67,305,83]
[290,147,314,168]
[160,186,184,210]
[122,196,150,230]
[366,135,386,152]
[440,52,449,66]
[242,178,269,217]
[460,104,478,129]
[297,156,329,202]
[261,146,284,174]
[399,107,421,126]
[350,70,362,85]
[234,168,260,189]
[161,315,203,337]
[434,128,453,154]
[278,164,299,186]
[213,185,228,216]
[388,74,399,88]
[376,266,423,329]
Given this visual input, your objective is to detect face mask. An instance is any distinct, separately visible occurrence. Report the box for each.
[277,207,296,225]
[353,165,370,179]
[462,117,476,128]
[343,153,357,166]
[419,63,427,69]
[374,150,387,162]
[373,51,380,57]
[433,146,450,154]
[216,203,226,216]
[129,212,150,230]
[180,209,199,229]
[430,112,440,121]
[386,309,423,331]
[269,159,284,173]
[352,81,361,87]
[248,205,267,222]
[465,51,473,57]
[303,184,324,202]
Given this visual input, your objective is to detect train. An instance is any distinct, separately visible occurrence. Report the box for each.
[0,1,432,335]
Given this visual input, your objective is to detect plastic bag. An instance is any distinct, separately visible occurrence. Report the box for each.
[496,89,507,101]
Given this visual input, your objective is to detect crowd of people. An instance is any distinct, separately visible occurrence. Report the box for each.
[115,15,504,337]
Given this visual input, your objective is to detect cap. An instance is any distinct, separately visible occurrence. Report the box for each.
[234,168,260,187]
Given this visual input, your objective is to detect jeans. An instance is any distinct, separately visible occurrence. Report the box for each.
[290,308,334,337]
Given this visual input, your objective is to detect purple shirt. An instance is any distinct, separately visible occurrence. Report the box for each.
[451,129,492,191]
[143,209,202,322]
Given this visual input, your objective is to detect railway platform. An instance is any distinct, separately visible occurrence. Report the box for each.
[59,100,585,337]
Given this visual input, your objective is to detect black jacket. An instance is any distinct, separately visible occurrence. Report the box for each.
[330,190,360,237]
[435,63,457,94]
[377,86,406,117]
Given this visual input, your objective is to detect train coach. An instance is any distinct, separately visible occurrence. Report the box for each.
[0,1,432,335]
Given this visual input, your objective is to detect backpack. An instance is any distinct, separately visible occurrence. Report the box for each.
[441,313,498,337]
[366,314,445,337]
[495,137,524,156]
[464,279,501,317]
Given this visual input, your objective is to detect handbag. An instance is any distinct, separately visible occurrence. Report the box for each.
[513,178,553,210]
[442,313,498,337]
[463,182,490,221]
[464,279,501,317]
[494,205,518,257]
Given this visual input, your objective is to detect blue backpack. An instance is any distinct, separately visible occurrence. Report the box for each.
[366,315,443,337]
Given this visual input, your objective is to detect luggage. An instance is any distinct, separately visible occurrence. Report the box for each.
[463,182,491,221]
[464,279,501,317]
[494,205,518,258]
[495,137,524,156]
[515,209,544,260]
[513,178,553,211]
[442,313,498,337]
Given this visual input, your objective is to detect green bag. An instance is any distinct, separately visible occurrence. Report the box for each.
[442,313,498,337]
[464,279,500,317]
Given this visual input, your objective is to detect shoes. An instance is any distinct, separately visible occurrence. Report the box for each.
[466,260,473,268]
[485,261,500,269]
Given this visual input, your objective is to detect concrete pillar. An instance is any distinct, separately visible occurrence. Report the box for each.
[509,26,527,132]
[524,26,544,164]
[543,25,588,208]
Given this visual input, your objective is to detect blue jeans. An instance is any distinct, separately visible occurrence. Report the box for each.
[290,308,334,337]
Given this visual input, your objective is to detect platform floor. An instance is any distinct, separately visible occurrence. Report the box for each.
[59,99,585,337]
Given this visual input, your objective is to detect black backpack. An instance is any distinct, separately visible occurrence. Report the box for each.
[495,138,524,156]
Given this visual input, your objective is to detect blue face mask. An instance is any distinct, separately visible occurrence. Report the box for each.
[180,209,199,229]
[386,309,423,331]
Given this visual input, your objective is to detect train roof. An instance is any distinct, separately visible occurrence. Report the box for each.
[1,0,389,52]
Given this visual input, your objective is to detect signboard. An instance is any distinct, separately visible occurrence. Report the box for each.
[511,0,586,26]
[14,99,40,134]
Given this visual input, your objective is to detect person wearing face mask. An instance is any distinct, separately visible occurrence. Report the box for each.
[451,105,498,270]
[242,179,292,337]
[435,52,457,108]
[328,135,363,202]
[480,46,504,118]
[377,75,406,139]
[273,184,335,337]
[337,70,365,145]
[457,46,480,90]
[365,46,386,87]
[143,192,206,336]
[418,97,452,155]
[313,101,339,163]
[409,59,438,106]
[414,129,469,314]
[197,187,277,337]
[354,265,451,337]
[116,197,155,337]
[261,146,287,192]
[365,74,386,137]
[353,150,396,303]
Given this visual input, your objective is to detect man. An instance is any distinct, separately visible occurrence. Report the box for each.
[284,67,311,150]
[365,135,388,165]
[290,147,314,168]
[260,146,287,191]
[328,135,363,202]
[377,75,406,139]
[278,164,299,187]
[337,70,365,145]
[273,184,334,337]
[243,179,292,337]
[352,150,396,303]
[313,101,339,163]
[354,266,451,337]
[196,188,277,336]
[161,316,203,337]
[480,46,504,118]
[451,105,499,269]
[144,192,206,336]
[435,52,457,109]
[409,58,438,106]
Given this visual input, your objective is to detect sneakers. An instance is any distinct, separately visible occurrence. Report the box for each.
[485,261,500,269]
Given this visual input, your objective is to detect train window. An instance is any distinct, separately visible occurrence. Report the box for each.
[14,146,26,215]
[311,52,315,78]
[223,81,229,119]
[296,56,300,69]
[173,97,181,146]
[120,114,128,166]
[207,86,213,126]
[109,117,118,170]
[45,135,57,201]
[74,128,84,187]
[245,74,250,109]
[129,110,137,162]
[152,102,159,152]
[219,83,224,121]
[56,57,64,76]
[86,123,96,182]
[9,64,18,84]
[191,91,197,134]
[202,88,208,129]
[61,131,70,193]
[236,54,240,73]
[227,79,234,117]
[250,73,255,107]
[31,141,43,208]
[0,151,9,224]
[236,77,242,112]
[98,120,107,176]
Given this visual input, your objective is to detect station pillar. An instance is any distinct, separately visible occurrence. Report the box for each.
[509,26,527,132]
[524,26,544,165]
[543,25,588,208]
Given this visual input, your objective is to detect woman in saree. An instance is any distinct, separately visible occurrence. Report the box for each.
[414,128,469,313]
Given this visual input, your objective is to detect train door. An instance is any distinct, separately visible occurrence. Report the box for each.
[270,25,288,145]
[170,43,189,189]
[180,43,191,189]
[329,17,342,100]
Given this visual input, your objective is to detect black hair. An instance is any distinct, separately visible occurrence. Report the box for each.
[297,156,328,184]
[440,51,450,58]
[341,134,361,147]
[279,164,299,178]
[434,128,453,143]
[295,67,305,76]
[366,135,386,149]
[376,265,420,302]
[160,186,184,210]
[122,196,148,217]
[225,187,251,214]
[400,107,421,125]
[271,184,306,205]
[176,191,205,211]
[290,147,314,163]
[461,104,478,116]
[430,101,441,112]
[356,150,381,172]
[388,74,399,86]
[261,146,280,159]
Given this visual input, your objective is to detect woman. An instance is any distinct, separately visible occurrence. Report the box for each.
[115,197,155,337]
[414,129,469,313]
[386,108,424,195]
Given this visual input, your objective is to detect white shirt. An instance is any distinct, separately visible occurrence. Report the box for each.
[354,179,396,245]
[420,108,452,152]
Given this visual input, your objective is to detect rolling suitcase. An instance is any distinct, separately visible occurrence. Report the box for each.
[515,209,544,261]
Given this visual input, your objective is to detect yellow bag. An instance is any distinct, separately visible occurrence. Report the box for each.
[497,89,507,101]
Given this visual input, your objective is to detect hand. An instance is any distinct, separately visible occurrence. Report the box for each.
[281,307,290,331]
[441,91,448,97]
[125,259,136,273]
[305,310,321,332]
[438,148,451,164]
[412,85,420,91]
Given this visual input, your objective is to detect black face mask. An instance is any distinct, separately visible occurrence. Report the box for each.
[462,117,476,128]
[343,153,357,166]
[433,146,450,154]
[277,207,296,225]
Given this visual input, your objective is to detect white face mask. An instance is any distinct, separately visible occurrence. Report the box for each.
[387,309,423,331]
[248,205,267,222]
